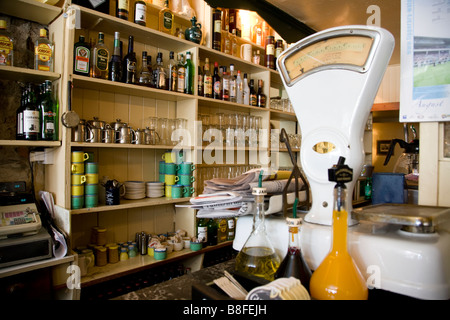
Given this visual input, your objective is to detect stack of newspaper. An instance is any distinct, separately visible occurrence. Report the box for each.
[176,169,306,219]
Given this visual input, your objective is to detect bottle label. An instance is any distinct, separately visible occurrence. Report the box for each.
[266,44,275,55]
[23,110,40,133]
[214,81,221,95]
[204,75,212,94]
[127,60,136,72]
[214,20,222,33]
[177,67,185,92]
[230,79,236,98]
[75,46,90,73]
[36,43,52,63]
[198,226,207,242]
[0,35,13,64]
[118,0,129,10]
[135,3,146,23]
[96,48,109,71]
[163,12,173,30]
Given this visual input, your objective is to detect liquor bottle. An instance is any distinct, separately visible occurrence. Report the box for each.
[229,64,236,103]
[207,218,218,246]
[92,32,109,80]
[197,218,208,248]
[73,35,91,76]
[256,79,266,108]
[203,58,212,98]
[116,0,129,20]
[159,0,174,35]
[16,86,26,140]
[222,69,230,101]
[108,32,122,82]
[197,64,203,96]
[137,51,152,86]
[252,18,262,45]
[35,28,54,72]
[154,52,167,90]
[212,8,222,51]
[243,73,250,105]
[231,29,238,57]
[176,54,185,93]
[184,51,194,94]
[134,0,147,26]
[364,177,372,200]
[167,51,178,91]
[265,36,275,69]
[122,35,136,84]
[212,62,222,100]
[275,216,311,291]
[0,20,14,66]
[229,9,237,33]
[23,84,40,140]
[222,25,231,55]
[236,70,243,104]
[249,79,257,106]
[39,80,58,141]
[235,180,280,281]
[310,157,368,300]
[275,39,284,66]
[252,50,261,65]
[227,217,235,241]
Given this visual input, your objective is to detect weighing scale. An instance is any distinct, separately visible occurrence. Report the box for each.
[234,25,450,299]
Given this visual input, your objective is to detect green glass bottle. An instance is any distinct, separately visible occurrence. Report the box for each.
[39,80,58,141]
[184,51,194,94]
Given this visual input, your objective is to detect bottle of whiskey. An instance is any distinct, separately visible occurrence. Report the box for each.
[73,35,90,77]
[167,51,178,91]
[159,0,174,35]
[222,68,230,101]
[184,51,194,94]
[212,9,222,51]
[108,32,122,82]
[35,28,54,72]
[212,62,222,99]
[154,52,167,90]
[222,25,231,55]
[92,32,109,79]
[137,51,152,86]
[197,64,203,97]
[203,58,212,98]
[257,79,266,108]
[0,20,14,66]
[23,84,40,140]
[229,64,237,102]
[122,35,136,84]
[249,79,257,106]
[39,80,58,141]
[134,0,147,26]
[116,0,129,20]
[16,86,26,140]
[176,54,185,93]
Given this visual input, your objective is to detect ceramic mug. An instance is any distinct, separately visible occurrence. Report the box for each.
[178,174,195,185]
[159,160,166,174]
[85,194,98,208]
[165,174,179,185]
[71,162,85,174]
[85,183,98,195]
[159,173,165,183]
[72,184,84,196]
[178,162,195,175]
[85,162,98,174]
[162,151,175,163]
[165,185,173,198]
[240,44,252,62]
[182,185,195,197]
[86,173,99,184]
[71,151,89,163]
[71,195,84,209]
[171,184,183,198]
[165,163,179,175]
[71,174,86,185]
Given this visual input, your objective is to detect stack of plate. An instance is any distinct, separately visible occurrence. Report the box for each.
[124,181,146,200]
[146,181,164,198]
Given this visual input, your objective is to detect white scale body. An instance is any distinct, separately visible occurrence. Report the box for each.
[233,26,450,300]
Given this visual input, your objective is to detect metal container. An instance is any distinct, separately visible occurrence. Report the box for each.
[72,119,87,142]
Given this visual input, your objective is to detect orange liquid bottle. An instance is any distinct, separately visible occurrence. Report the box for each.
[309,157,368,300]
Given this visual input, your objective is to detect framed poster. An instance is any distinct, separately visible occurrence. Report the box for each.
[400,0,450,122]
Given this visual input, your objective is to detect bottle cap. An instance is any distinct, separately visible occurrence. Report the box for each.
[286,217,301,226]
[0,20,6,29]
[40,28,47,37]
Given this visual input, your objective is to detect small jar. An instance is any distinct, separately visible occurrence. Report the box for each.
[120,247,128,261]
[95,246,107,266]
[128,245,136,258]
[108,245,119,263]
[96,227,107,246]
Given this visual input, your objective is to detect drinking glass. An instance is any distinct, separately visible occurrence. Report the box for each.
[158,117,169,145]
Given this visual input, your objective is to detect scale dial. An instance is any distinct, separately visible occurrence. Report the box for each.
[280,34,375,86]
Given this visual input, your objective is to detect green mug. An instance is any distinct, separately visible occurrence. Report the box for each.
[85,183,98,195]
[159,173,165,183]
[171,184,183,198]
[182,185,195,197]
[178,174,195,185]
[178,162,195,174]
[165,163,180,175]
[71,195,84,209]
[85,162,98,174]
[159,160,166,174]
[85,194,98,208]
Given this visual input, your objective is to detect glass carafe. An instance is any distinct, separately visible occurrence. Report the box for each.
[235,186,280,281]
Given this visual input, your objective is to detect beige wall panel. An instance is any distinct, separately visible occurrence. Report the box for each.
[114,93,130,124]
[82,89,100,120]
[127,148,144,180]
[98,91,116,123]
[71,213,98,248]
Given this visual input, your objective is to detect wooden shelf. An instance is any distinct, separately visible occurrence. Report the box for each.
[372,102,400,111]
[0,255,74,279]
[71,74,194,101]
[80,241,233,287]
[70,141,192,150]
[0,66,60,83]
[197,96,270,113]
[0,139,61,147]
[270,109,297,121]
[0,0,62,25]
[67,197,190,215]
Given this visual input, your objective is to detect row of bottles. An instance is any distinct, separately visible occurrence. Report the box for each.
[73,32,195,94]
[198,58,266,107]
[196,217,235,247]
[0,20,54,72]
[16,81,59,141]
[235,160,369,300]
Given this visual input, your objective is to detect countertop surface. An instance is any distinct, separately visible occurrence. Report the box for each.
[113,259,236,300]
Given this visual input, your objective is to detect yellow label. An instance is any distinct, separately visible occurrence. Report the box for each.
[36,43,52,62]
[0,35,13,53]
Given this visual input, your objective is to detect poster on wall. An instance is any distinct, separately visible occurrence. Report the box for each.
[400,0,450,122]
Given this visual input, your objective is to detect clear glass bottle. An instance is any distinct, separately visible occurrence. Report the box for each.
[309,157,368,300]
[235,184,280,281]
[203,58,212,98]
[222,25,231,55]
[229,64,237,103]
[243,73,250,105]
[176,54,185,93]
[184,51,194,94]
[108,32,122,82]
[159,0,174,35]
[137,51,152,86]
[154,52,167,90]
[275,216,311,290]
[73,35,90,76]
[236,70,243,104]
[92,32,109,79]
[35,28,54,72]
[39,80,58,141]
[167,51,178,91]
[231,28,238,57]
[0,19,14,66]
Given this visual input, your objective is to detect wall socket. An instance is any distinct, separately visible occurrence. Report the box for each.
[29,148,54,164]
